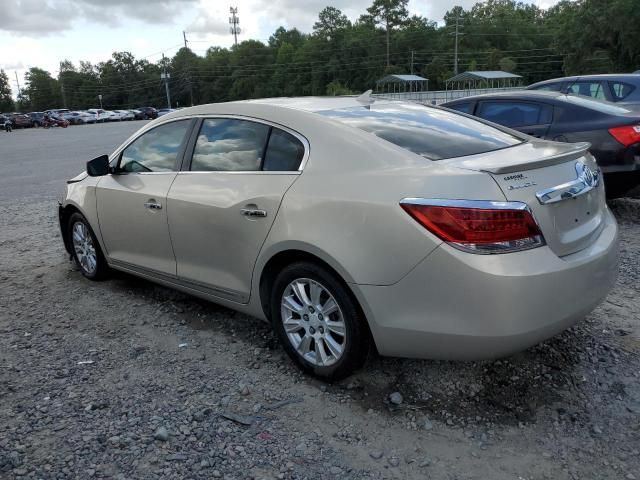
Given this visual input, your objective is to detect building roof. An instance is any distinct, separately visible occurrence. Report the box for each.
[447,71,522,82]
[376,74,428,84]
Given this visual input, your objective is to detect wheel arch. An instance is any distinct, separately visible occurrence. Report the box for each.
[59,203,84,254]
[257,246,376,350]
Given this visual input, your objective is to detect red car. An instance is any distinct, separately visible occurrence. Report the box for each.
[6,113,33,128]
[43,115,69,128]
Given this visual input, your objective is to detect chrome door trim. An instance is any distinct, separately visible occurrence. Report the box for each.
[535,161,600,205]
[108,258,248,303]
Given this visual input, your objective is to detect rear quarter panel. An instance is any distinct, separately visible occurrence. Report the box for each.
[256,116,507,287]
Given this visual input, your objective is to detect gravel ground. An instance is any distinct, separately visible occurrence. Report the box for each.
[0,125,639,480]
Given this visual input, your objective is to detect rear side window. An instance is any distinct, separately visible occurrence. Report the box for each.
[530,82,562,92]
[318,103,521,160]
[477,101,553,128]
[191,119,270,171]
[446,102,472,114]
[120,120,191,173]
[567,81,606,100]
[610,81,635,101]
[263,129,305,171]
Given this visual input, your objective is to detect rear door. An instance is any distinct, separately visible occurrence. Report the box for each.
[476,100,553,138]
[96,119,193,275]
[167,117,306,303]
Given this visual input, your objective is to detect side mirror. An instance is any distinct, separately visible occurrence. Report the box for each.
[87,155,111,176]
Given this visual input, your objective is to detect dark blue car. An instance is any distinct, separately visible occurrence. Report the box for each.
[442,91,640,198]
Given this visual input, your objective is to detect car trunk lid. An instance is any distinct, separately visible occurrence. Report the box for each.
[443,140,607,257]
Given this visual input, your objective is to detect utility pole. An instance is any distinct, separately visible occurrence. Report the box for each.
[451,16,464,76]
[14,71,21,98]
[59,62,67,109]
[161,53,171,109]
[410,50,414,75]
[182,31,195,106]
[229,7,241,47]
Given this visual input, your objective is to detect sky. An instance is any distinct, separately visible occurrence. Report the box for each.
[0,0,561,97]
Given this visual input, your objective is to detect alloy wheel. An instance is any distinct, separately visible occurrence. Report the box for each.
[71,221,97,275]
[280,278,346,367]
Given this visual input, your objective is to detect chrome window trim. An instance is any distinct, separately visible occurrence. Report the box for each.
[108,114,311,173]
[186,114,310,174]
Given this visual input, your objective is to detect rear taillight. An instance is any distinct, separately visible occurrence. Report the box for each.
[608,125,640,147]
[400,199,545,254]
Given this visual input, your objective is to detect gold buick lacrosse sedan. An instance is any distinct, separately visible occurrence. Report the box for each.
[59,96,619,379]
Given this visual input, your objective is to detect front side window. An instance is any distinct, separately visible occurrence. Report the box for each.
[477,101,552,128]
[120,120,191,173]
[610,81,635,101]
[191,119,270,171]
[567,81,606,100]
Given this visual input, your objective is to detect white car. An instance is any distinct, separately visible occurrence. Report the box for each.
[58,96,619,379]
[63,111,96,125]
[114,110,134,121]
[87,109,109,123]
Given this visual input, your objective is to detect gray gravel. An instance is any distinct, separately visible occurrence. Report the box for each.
[0,126,639,479]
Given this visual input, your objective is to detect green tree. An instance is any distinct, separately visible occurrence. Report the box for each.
[313,7,351,40]
[22,68,61,111]
[365,0,409,66]
[0,70,14,112]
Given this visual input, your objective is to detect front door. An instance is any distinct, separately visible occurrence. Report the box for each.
[96,119,193,276]
[167,117,306,302]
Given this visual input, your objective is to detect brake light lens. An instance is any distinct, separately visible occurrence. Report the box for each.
[400,199,545,254]
[608,125,640,147]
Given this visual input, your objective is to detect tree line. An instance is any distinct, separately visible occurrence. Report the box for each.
[1,0,638,113]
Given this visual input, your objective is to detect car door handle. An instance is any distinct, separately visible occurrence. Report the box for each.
[144,201,162,210]
[240,208,267,218]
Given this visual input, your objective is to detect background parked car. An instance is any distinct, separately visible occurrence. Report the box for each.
[442,91,640,198]
[1,114,12,132]
[135,106,158,119]
[29,112,45,127]
[87,109,109,123]
[113,110,134,121]
[157,108,176,117]
[62,111,95,125]
[527,74,640,105]
[5,113,33,128]
[130,109,145,120]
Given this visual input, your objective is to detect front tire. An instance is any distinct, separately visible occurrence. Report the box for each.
[68,213,109,280]
[270,262,370,380]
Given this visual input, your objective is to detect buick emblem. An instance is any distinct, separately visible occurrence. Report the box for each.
[575,161,598,188]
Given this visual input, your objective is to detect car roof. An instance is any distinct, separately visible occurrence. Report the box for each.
[169,96,403,118]
[529,73,640,86]
[443,90,563,104]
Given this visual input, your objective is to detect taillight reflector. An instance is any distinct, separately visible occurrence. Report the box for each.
[608,125,640,147]
[400,199,545,254]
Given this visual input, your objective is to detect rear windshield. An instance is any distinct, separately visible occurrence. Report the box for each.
[317,103,522,160]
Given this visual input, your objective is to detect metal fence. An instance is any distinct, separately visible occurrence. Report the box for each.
[373,86,525,105]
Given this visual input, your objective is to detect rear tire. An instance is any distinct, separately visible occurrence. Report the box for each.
[270,262,370,380]
[68,213,109,280]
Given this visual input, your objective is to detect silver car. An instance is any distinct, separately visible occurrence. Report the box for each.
[58,97,619,379]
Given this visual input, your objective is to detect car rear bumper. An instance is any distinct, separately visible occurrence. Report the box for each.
[353,208,619,360]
